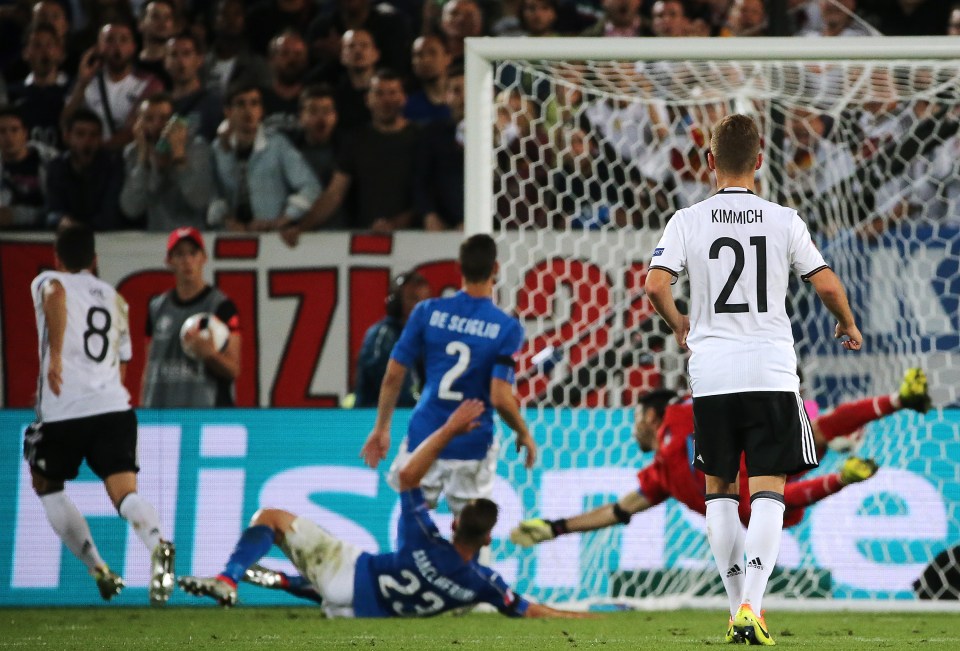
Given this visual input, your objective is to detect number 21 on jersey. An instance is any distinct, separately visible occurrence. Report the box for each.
[710,236,767,314]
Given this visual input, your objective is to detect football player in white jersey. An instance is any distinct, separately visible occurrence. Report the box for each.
[645,115,862,645]
[26,224,175,605]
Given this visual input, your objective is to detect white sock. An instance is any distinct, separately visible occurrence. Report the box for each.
[742,492,786,613]
[118,493,163,551]
[40,491,106,572]
[706,495,745,617]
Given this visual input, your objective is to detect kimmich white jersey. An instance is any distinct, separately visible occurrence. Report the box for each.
[31,270,132,422]
[650,187,828,396]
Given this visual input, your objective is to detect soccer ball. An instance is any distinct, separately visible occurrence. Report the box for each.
[180,312,229,360]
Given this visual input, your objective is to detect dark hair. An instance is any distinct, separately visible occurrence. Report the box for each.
[459,234,497,283]
[225,81,262,106]
[637,388,678,420]
[55,223,96,271]
[710,114,761,176]
[167,31,203,54]
[65,107,103,132]
[268,29,306,55]
[372,68,404,85]
[140,0,177,20]
[0,104,26,128]
[142,90,174,107]
[385,271,427,319]
[299,83,336,109]
[454,498,498,546]
[100,20,136,38]
[518,0,559,32]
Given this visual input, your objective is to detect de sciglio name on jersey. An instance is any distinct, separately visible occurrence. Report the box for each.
[711,209,763,224]
[428,310,502,339]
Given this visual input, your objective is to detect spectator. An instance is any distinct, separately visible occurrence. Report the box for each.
[306,0,412,77]
[208,83,320,239]
[581,0,646,37]
[353,271,430,408]
[262,31,309,132]
[8,22,71,149]
[120,93,214,231]
[245,0,316,56]
[334,28,379,131]
[165,33,223,142]
[804,0,870,37]
[285,84,344,230]
[142,227,241,407]
[650,0,690,36]
[440,0,484,64]
[62,22,164,150]
[404,35,452,124]
[204,0,271,96]
[304,70,420,232]
[414,66,464,230]
[721,0,766,36]
[950,4,960,35]
[0,106,57,229]
[30,1,81,76]
[519,0,560,36]
[45,107,125,230]
[137,0,178,87]
[874,0,950,37]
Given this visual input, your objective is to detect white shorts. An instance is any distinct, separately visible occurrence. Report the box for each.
[386,439,498,515]
[279,517,362,618]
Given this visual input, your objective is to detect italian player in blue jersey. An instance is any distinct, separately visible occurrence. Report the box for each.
[360,234,537,516]
[178,400,585,619]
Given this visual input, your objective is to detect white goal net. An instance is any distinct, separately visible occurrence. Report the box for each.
[466,38,960,608]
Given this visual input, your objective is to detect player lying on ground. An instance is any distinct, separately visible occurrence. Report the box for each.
[511,367,930,543]
[179,400,589,618]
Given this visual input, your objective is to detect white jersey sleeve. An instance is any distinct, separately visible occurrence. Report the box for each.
[32,270,131,422]
[788,211,829,281]
[650,210,686,282]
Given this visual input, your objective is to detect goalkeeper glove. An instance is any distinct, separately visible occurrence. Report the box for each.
[510,518,568,547]
[840,457,879,485]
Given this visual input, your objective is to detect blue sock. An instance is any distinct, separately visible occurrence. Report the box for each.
[221,525,275,584]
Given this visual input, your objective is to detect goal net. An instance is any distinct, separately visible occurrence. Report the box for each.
[465,38,960,608]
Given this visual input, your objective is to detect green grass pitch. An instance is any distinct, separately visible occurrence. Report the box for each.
[3,608,958,650]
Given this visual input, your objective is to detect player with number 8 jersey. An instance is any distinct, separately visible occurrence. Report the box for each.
[361,234,537,516]
[28,225,175,607]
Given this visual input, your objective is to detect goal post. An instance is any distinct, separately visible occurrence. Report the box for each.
[465,36,960,609]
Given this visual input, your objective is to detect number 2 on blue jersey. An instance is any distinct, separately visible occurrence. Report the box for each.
[438,341,470,401]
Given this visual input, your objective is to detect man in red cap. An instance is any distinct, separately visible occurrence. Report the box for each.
[141,227,241,407]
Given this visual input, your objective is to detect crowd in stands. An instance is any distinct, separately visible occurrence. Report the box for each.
[0,0,955,235]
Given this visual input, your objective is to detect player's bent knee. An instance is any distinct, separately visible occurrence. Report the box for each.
[32,474,64,496]
[251,508,297,533]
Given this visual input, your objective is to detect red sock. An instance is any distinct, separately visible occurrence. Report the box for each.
[784,474,843,508]
[815,396,895,441]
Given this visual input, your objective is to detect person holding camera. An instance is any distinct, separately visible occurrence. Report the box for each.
[119,92,214,231]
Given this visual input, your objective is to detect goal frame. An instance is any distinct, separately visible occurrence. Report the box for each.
[463,35,960,235]
[464,36,960,611]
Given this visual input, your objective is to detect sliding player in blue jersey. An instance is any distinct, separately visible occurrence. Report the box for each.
[361,234,536,516]
[178,400,585,619]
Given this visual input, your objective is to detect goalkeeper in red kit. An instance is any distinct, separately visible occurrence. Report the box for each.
[511,367,931,540]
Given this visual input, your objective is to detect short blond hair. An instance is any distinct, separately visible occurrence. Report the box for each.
[710,114,761,176]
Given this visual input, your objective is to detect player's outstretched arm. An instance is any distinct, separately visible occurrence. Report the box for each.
[491,378,537,468]
[644,269,689,350]
[41,279,67,396]
[511,491,650,547]
[360,359,409,468]
[808,269,861,350]
[396,399,484,491]
[524,602,598,619]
